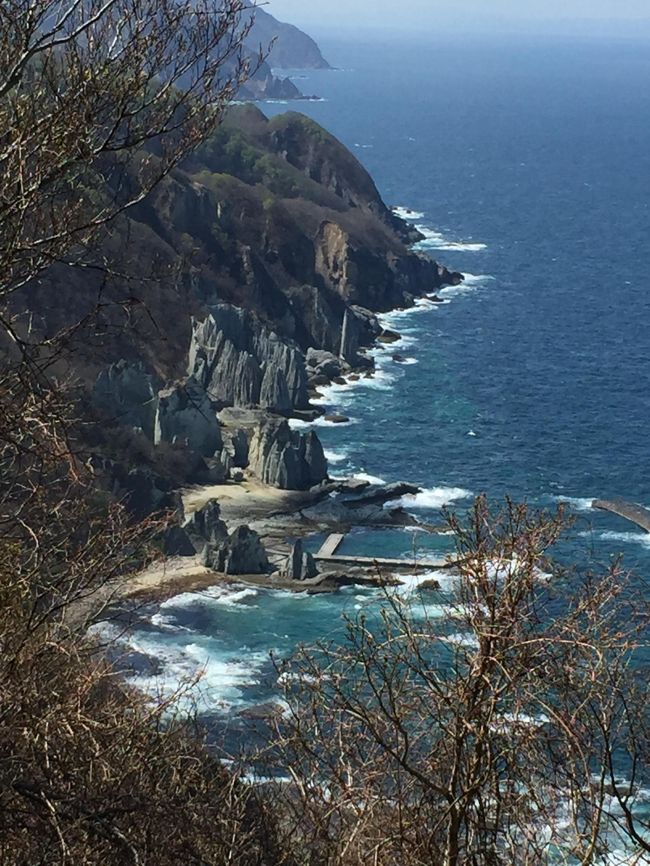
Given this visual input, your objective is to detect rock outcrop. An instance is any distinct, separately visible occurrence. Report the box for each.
[93,360,161,440]
[248,419,327,490]
[203,525,270,575]
[89,456,182,521]
[154,380,222,458]
[189,305,309,415]
[301,481,422,528]
[185,499,229,553]
[282,539,318,581]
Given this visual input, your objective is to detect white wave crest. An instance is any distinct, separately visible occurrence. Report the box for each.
[439,274,494,299]
[392,486,473,511]
[580,530,650,549]
[150,613,191,633]
[160,584,258,612]
[324,448,348,464]
[553,496,596,512]
[289,415,358,430]
[353,472,386,485]
[414,225,487,252]
[128,641,271,711]
[392,205,425,220]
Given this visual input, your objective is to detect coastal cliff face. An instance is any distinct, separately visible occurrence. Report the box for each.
[20,104,461,541]
[234,9,329,101]
[245,9,331,70]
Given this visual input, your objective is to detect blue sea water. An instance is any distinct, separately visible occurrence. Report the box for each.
[107,36,650,721]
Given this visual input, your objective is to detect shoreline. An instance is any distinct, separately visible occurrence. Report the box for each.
[98,211,471,617]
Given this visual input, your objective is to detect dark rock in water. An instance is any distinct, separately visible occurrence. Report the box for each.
[93,360,162,441]
[238,701,288,722]
[418,578,441,591]
[300,481,422,528]
[333,376,347,386]
[283,539,319,581]
[429,295,445,303]
[249,419,328,490]
[348,373,360,381]
[309,374,332,388]
[185,499,229,552]
[384,507,422,527]
[204,525,270,575]
[341,481,419,507]
[161,524,196,557]
[155,379,222,458]
[377,330,401,344]
[392,354,407,363]
[324,413,350,424]
[302,497,420,529]
[306,348,340,373]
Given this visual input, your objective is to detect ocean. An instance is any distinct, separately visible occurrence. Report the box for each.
[105,35,650,724]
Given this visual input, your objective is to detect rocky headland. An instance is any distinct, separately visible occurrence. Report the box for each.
[19,103,463,604]
[234,9,330,102]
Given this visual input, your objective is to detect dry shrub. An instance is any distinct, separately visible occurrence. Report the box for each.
[263,498,650,866]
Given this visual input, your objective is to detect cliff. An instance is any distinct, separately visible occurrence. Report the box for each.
[18,105,461,543]
[245,9,331,70]
[233,9,330,101]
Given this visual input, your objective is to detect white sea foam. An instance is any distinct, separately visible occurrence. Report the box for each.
[414,225,487,252]
[310,382,351,406]
[127,641,271,712]
[395,357,419,365]
[354,472,386,485]
[580,530,650,549]
[324,448,348,464]
[553,495,596,512]
[160,584,258,612]
[441,632,480,649]
[391,486,473,511]
[150,613,191,633]
[289,415,358,430]
[438,274,494,300]
[392,205,425,220]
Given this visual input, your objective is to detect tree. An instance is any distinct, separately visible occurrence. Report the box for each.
[0,0,259,342]
[265,498,650,866]
[0,4,286,863]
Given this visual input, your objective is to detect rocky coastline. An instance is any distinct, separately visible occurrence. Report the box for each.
[93,282,461,613]
[59,105,465,612]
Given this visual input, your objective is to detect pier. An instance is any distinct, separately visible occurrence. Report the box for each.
[314,533,452,571]
[592,499,650,533]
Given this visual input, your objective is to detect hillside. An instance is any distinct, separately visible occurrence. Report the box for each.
[16,105,460,517]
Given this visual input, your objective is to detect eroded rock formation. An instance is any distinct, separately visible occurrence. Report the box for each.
[248,418,327,490]
[189,304,309,415]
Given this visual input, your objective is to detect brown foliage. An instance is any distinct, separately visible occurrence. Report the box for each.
[263,498,650,866]
[0,3,285,863]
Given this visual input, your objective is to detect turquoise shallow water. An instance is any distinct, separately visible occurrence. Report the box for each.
[102,35,650,725]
